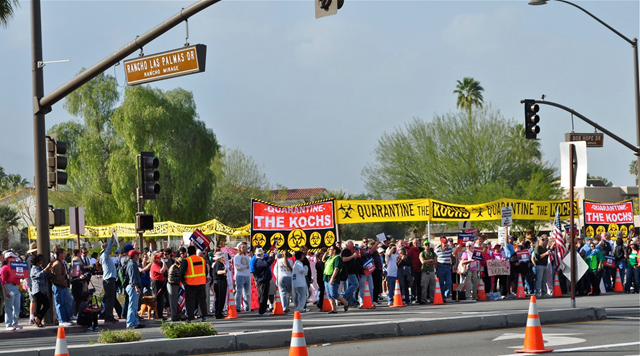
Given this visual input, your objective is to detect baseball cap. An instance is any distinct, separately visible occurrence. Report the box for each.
[3,251,17,259]
[123,244,134,253]
[128,250,141,257]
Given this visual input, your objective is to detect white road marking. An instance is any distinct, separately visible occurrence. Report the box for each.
[493,333,586,348]
[499,341,640,355]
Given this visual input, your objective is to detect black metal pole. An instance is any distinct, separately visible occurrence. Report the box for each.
[569,144,576,308]
[633,40,640,185]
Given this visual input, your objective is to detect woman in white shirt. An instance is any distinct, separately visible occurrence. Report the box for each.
[274,252,294,312]
[385,245,399,306]
[292,251,309,312]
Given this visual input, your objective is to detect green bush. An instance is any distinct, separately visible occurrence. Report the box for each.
[97,329,144,344]
[161,321,217,339]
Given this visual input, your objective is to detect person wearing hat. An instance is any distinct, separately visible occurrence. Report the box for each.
[100,231,120,323]
[45,248,75,326]
[125,249,145,328]
[150,252,168,320]
[119,244,134,320]
[25,242,38,325]
[179,246,209,321]
[211,251,227,319]
[253,247,275,315]
[419,240,437,304]
[2,251,24,330]
[166,256,183,321]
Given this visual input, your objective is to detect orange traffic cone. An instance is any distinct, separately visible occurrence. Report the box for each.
[54,327,70,356]
[515,296,553,353]
[552,272,563,297]
[289,311,308,356]
[477,278,487,301]
[614,269,624,292]
[516,274,526,299]
[432,278,446,305]
[389,279,406,308]
[321,291,333,312]
[359,281,376,309]
[272,286,287,315]
[225,289,241,319]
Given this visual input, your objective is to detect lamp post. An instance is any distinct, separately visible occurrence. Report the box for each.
[529,0,640,187]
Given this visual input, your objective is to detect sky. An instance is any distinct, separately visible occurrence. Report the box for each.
[1,0,639,197]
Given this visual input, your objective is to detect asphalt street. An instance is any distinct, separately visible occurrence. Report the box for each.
[0,293,637,354]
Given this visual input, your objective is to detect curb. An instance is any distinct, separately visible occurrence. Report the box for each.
[0,307,606,356]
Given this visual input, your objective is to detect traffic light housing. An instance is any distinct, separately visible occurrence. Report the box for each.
[524,99,540,139]
[315,0,343,19]
[139,152,160,200]
[48,207,65,228]
[135,213,154,232]
[46,134,68,190]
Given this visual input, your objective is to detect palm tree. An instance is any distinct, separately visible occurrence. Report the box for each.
[454,77,484,187]
[0,0,20,28]
[0,205,20,251]
[0,173,29,193]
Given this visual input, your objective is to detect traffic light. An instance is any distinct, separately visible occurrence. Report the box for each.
[48,206,65,228]
[46,134,68,190]
[139,152,160,200]
[315,0,343,19]
[524,99,540,139]
[135,213,154,232]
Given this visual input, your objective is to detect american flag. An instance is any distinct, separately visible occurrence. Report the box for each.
[550,208,566,269]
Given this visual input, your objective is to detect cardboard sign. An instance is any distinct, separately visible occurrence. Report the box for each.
[487,260,510,276]
[363,257,375,276]
[190,229,212,251]
[178,285,186,313]
[71,261,82,277]
[458,233,474,246]
[603,255,615,268]
[517,250,530,263]
[10,262,28,279]
[376,233,387,242]
[472,247,484,261]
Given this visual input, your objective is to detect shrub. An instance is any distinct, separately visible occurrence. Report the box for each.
[161,321,217,339]
[97,329,144,344]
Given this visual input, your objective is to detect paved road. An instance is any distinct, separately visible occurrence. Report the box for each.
[0,293,637,353]
[209,314,640,355]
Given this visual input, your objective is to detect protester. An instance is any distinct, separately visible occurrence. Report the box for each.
[180,246,209,322]
[211,251,228,319]
[2,251,23,330]
[274,251,294,313]
[614,237,627,289]
[492,244,508,299]
[585,240,605,296]
[125,250,144,329]
[292,251,309,312]
[253,248,275,316]
[150,252,168,320]
[385,245,399,306]
[315,248,326,310]
[167,256,183,322]
[323,245,349,313]
[100,231,120,323]
[435,240,453,299]
[625,243,639,293]
[396,247,413,306]
[339,241,359,307]
[25,242,38,325]
[408,238,422,303]
[29,254,51,328]
[533,235,550,298]
[419,241,436,304]
[234,242,251,312]
[458,241,478,300]
[77,291,101,332]
[47,248,75,327]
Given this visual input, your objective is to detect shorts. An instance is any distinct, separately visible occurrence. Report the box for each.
[325,281,340,299]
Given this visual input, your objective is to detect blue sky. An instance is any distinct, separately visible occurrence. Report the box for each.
[1,0,638,195]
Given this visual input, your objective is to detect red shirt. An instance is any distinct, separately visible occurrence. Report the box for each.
[150,262,165,282]
[0,264,20,286]
[408,247,422,272]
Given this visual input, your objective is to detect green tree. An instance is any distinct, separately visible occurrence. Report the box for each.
[0,0,19,28]
[586,173,613,187]
[629,159,638,185]
[362,104,560,231]
[210,147,270,227]
[453,77,484,186]
[0,205,19,250]
[51,72,219,226]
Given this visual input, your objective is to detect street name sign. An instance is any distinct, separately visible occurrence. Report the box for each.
[564,132,604,148]
[123,44,207,86]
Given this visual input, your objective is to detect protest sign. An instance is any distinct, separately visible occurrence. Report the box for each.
[517,250,530,263]
[190,229,212,251]
[603,256,615,268]
[472,247,484,261]
[457,233,473,246]
[583,199,634,239]
[487,260,510,276]
[10,261,28,279]
[376,233,387,242]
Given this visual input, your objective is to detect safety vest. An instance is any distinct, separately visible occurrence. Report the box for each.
[185,255,206,286]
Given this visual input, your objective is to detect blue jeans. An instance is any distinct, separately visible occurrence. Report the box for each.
[387,276,397,303]
[235,275,251,311]
[617,260,627,287]
[126,285,140,328]
[603,266,614,290]
[341,274,359,305]
[358,274,374,305]
[535,265,547,295]
[436,263,452,298]
[52,284,73,323]
[625,266,640,293]
[4,284,20,327]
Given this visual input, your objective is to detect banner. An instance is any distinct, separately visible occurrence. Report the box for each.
[429,198,579,222]
[457,233,474,246]
[29,218,250,240]
[583,199,634,239]
[251,199,337,251]
[334,199,430,224]
[487,260,510,276]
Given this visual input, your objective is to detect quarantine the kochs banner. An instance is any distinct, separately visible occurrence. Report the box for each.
[583,199,634,239]
[428,198,579,222]
[251,199,338,252]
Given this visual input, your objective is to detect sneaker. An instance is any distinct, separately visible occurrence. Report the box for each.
[87,326,95,332]
[258,313,271,317]
[60,322,73,327]
[29,319,35,325]
[93,327,101,332]
[5,326,15,331]
[13,325,22,330]
[70,316,77,321]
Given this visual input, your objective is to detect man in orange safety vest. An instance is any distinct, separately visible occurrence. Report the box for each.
[179,246,209,321]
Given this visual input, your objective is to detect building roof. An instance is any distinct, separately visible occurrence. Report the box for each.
[267,188,328,202]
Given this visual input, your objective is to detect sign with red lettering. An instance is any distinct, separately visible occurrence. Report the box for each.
[583,199,634,239]
[250,199,337,252]
[190,229,212,251]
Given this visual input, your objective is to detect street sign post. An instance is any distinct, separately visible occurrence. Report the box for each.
[564,132,604,147]
[123,44,207,86]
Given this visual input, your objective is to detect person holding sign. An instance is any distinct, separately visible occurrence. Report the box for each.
[585,241,605,296]
[533,235,551,298]
[458,242,478,300]
[1,252,23,330]
[29,254,51,328]
[491,244,508,299]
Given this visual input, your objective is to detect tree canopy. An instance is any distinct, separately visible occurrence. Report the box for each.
[0,0,19,28]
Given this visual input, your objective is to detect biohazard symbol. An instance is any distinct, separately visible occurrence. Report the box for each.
[288,229,307,251]
[252,233,266,248]
[607,223,619,237]
[595,225,606,236]
[270,232,285,249]
[324,231,336,247]
[338,204,354,219]
[309,231,322,248]
[619,225,628,238]
[585,226,594,238]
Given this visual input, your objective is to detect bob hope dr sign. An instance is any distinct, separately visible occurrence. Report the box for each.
[123,44,206,85]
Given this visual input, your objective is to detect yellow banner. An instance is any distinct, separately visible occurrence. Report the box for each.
[28,219,250,240]
[334,199,431,224]
[429,198,580,222]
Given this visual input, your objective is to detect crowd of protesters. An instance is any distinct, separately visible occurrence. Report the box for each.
[0,228,638,331]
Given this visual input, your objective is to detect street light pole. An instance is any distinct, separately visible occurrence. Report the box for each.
[529,0,640,186]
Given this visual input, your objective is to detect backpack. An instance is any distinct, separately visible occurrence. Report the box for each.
[117,262,129,287]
